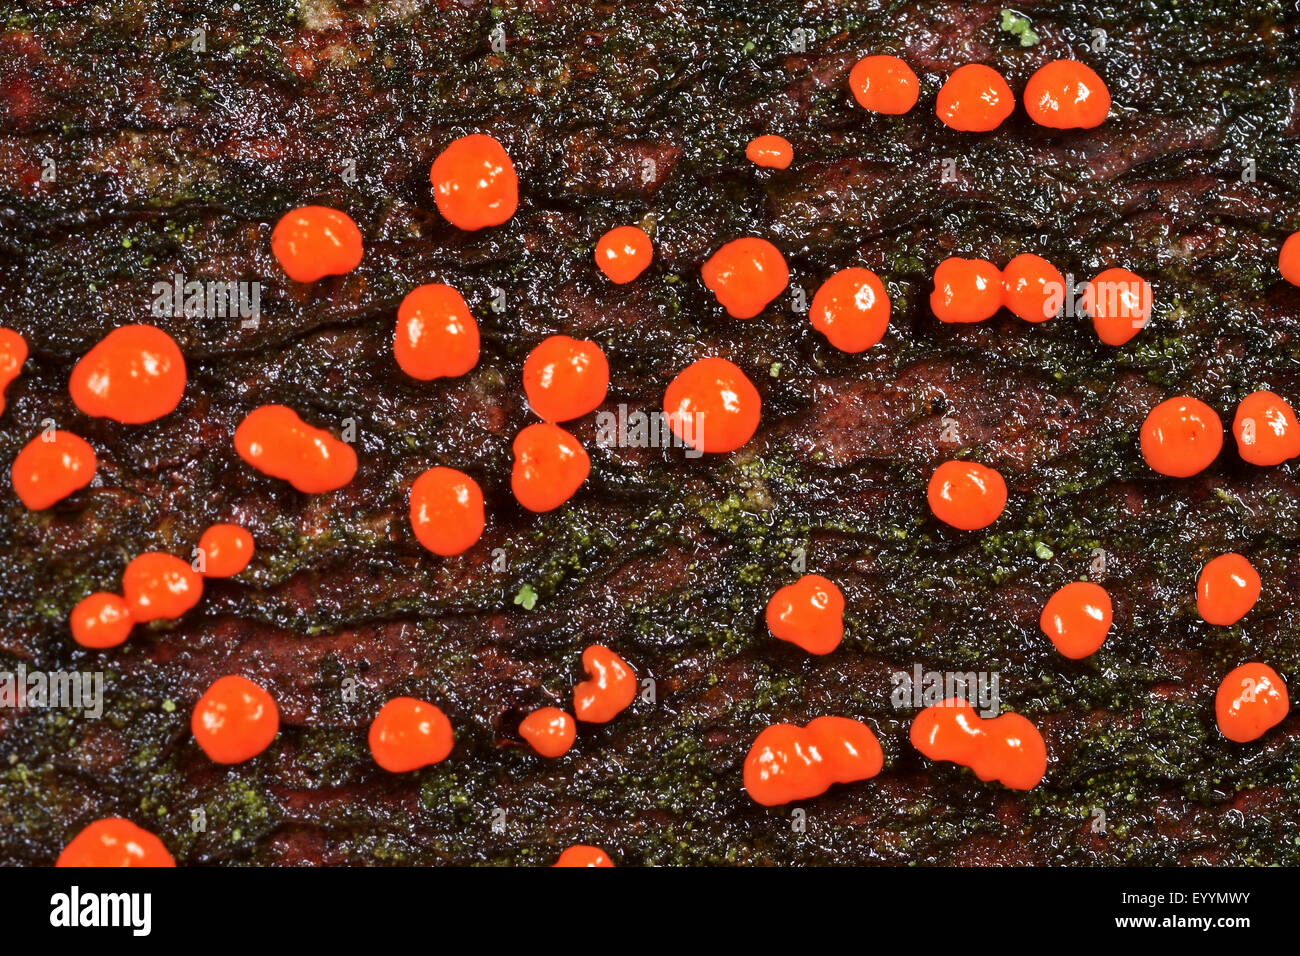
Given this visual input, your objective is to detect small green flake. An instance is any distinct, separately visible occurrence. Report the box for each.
[514,584,538,610]
[999,9,1040,46]
[161,699,176,713]
[1034,541,1054,560]
[769,361,782,378]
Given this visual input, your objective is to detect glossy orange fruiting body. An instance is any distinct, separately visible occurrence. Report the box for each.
[409,466,485,556]
[553,845,614,867]
[595,225,653,284]
[765,574,845,655]
[573,645,637,723]
[122,552,204,622]
[1197,553,1261,627]
[663,357,761,455]
[1140,396,1223,477]
[70,593,134,649]
[1280,232,1300,286]
[743,716,883,806]
[0,327,27,415]
[69,324,186,424]
[1085,268,1152,345]
[927,460,1007,530]
[369,697,455,772]
[198,524,254,578]
[1023,59,1111,129]
[511,423,590,513]
[935,64,1014,132]
[1216,663,1289,743]
[191,674,280,764]
[1232,390,1300,466]
[234,404,358,493]
[10,429,97,510]
[849,55,919,114]
[909,698,1047,790]
[1001,254,1064,322]
[930,257,1003,323]
[429,133,518,231]
[56,818,175,868]
[809,268,891,352]
[394,284,480,380]
[1039,581,1112,659]
[519,707,576,757]
[523,335,610,423]
[700,237,789,319]
[745,134,793,169]
[270,205,363,283]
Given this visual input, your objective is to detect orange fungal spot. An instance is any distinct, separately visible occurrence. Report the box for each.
[931,257,1003,323]
[663,357,761,455]
[910,698,1047,790]
[595,225,653,284]
[409,466,485,556]
[1140,396,1222,477]
[573,645,637,723]
[849,55,919,114]
[1039,581,1112,659]
[394,284,480,381]
[1084,268,1152,345]
[429,133,518,231]
[191,674,280,764]
[927,460,1007,530]
[271,205,363,283]
[523,335,609,423]
[1023,59,1111,129]
[809,268,891,352]
[1216,662,1288,743]
[765,574,845,655]
[511,423,590,513]
[745,134,793,169]
[1197,553,1261,627]
[56,818,174,868]
[69,324,186,424]
[553,845,614,867]
[936,64,1014,132]
[369,697,454,772]
[701,237,789,319]
[1001,253,1064,323]
[11,429,97,510]
[0,327,27,415]
[1232,390,1300,466]
[198,523,254,578]
[70,593,134,649]
[122,552,203,622]
[519,707,576,758]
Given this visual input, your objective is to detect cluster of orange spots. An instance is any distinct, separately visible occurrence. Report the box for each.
[595,225,653,284]
[409,466,485,556]
[191,674,280,764]
[1232,390,1300,466]
[55,818,175,868]
[1216,663,1289,743]
[909,698,1047,790]
[927,460,1007,530]
[271,205,364,283]
[936,64,1015,132]
[1197,553,1260,627]
[70,324,187,423]
[197,523,255,578]
[1040,582,1112,659]
[663,357,761,455]
[743,716,883,806]
[523,335,609,423]
[511,422,590,513]
[745,134,793,170]
[430,133,519,231]
[11,428,97,510]
[369,697,455,772]
[234,404,357,493]
[1083,268,1153,345]
[394,284,481,381]
[553,845,614,867]
[0,328,27,415]
[1139,396,1223,477]
[520,707,577,757]
[573,645,637,723]
[849,55,919,114]
[765,574,844,655]
[701,237,789,319]
[809,268,891,352]
[1281,231,1300,286]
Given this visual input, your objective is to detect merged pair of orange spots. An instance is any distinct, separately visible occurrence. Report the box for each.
[430,133,518,231]
[71,551,202,649]
[235,404,357,493]
[369,697,455,772]
[927,460,1007,530]
[56,817,175,868]
[0,328,27,415]
[521,645,637,756]
[1140,396,1223,477]
[511,423,590,512]
[1232,390,1300,466]
[410,466,485,556]
[192,674,280,764]
[701,237,789,319]
[272,205,364,283]
[745,134,793,170]
[1197,553,1260,627]
[1040,582,1112,659]
[553,845,614,867]
[11,429,97,510]
[809,268,891,352]
[664,357,762,455]
[910,698,1047,790]
[595,225,654,284]
[394,284,480,381]
[766,574,844,654]
[1216,663,1289,743]
[743,716,883,806]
